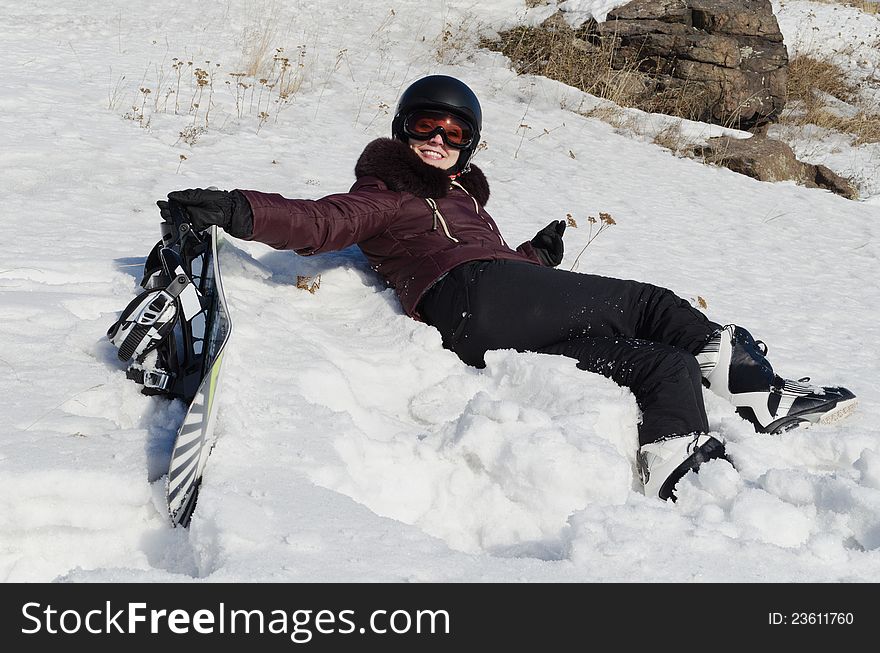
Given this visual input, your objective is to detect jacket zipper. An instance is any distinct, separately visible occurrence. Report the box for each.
[425,198,460,242]
[426,185,509,247]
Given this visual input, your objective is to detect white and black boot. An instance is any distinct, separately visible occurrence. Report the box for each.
[638,433,728,501]
[696,325,857,434]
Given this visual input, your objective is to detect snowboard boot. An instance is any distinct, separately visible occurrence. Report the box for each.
[638,433,729,501]
[695,325,857,434]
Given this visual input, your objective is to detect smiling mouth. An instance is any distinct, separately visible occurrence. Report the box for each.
[419,149,445,160]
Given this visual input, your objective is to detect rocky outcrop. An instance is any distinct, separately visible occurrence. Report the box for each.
[595,0,788,129]
[502,1,857,198]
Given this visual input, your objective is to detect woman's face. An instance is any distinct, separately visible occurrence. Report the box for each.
[409,133,460,171]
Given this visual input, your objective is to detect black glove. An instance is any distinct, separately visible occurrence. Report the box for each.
[157,188,253,239]
[530,220,566,267]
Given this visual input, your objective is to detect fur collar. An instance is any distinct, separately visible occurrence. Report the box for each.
[354,138,490,206]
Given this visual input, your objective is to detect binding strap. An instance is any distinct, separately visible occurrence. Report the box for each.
[107,271,193,363]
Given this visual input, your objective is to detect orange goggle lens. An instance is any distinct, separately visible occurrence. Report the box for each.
[402,110,474,148]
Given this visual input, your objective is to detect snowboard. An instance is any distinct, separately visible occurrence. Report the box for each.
[108,206,232,528]
[164,222,232,528]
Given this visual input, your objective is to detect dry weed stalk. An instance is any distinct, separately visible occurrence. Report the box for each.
[107,73,126,110]
[122,47,307,135]
[568,212,617,271]
[177,125,207,146]
[435,14,484,65]
[123,86,152,127]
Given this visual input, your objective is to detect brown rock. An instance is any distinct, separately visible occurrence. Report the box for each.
[608,0,692,22]
[694,135,858,199]
[689,0,784,40]
[814,164,859,200]
[596,0,789,129]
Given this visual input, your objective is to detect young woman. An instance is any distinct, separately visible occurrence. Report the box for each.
[158,75,856,501]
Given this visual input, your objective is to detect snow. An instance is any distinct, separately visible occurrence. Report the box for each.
[557,0,633,25]
[2,0,880,584]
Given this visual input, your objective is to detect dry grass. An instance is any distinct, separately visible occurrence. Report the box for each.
[579,104,636,132]
[651,121,690,156]
[479,25,645,108]
[481,24,721,124]
[636,80,718,125]
[828,114,880,144]
[781,54,880,145]
[810,0,880,14]
[239,0,282,78]
[787,56,858,106]
[241,23,277,78]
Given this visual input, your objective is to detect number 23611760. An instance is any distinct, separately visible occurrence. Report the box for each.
[769,612,853,625]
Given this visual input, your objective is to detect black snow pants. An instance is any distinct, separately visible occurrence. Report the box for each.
[418,260,722,446]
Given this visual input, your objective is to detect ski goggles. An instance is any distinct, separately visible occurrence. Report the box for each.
[402,110,475,148]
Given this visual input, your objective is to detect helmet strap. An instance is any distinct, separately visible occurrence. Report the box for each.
[449,158,473,179]
[448,164,471,180]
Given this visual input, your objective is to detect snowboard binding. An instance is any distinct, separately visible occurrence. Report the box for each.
[108,203,213,402]
[696,324,857,434]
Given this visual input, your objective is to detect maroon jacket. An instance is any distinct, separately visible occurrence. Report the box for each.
[239,138,544,320]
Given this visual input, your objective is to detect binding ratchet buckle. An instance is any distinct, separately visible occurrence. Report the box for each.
[107,271,193,362]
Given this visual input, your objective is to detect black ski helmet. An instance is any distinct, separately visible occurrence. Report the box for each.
[391,75,482,173]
